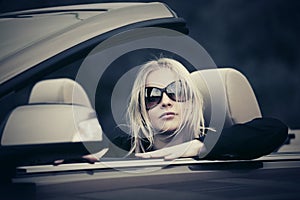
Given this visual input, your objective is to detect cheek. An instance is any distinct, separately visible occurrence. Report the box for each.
[147,108,160,124]
[175,102,191,124]
[175,102,187,115]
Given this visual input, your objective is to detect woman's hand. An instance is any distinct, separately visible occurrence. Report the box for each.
[53,148,108,165]
[135,139,203,160]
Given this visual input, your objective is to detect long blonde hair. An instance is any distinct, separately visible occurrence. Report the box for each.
[127,58,205,153]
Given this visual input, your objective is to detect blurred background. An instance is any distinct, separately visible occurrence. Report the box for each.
[0,0,299,129]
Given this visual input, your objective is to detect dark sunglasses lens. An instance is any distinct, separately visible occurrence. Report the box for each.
[145,88,162,109]
[144,82,188,109]
[166,82,186,102]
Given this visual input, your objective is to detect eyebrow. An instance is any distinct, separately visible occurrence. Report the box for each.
[145,83,167,88]
[145,80,180,88]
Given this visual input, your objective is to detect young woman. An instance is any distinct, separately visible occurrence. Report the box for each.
[124,57,288,160]
[127,58,206,160]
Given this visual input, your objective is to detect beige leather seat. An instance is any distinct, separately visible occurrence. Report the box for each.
[191,68,262,129]
[29,78,92,108]
[1,79,104,151]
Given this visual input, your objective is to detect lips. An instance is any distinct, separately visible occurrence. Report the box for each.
[160,112,177,118]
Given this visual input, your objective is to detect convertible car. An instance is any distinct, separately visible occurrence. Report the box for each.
[0,2,299,200]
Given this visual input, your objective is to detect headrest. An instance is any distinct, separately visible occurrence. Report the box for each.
[29,78,92,108]
[191,68,262,128]
[1,104,100,145]
[1,78,104,146]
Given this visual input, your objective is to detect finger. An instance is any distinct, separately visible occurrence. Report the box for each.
[149,151,171,158]
[136,149,171,159]
[164,151,182,160]
[145,150,172,158]
[82,154,99,163]
[53,159,64,165]
[135,153,152,158]
[53,157,95,165]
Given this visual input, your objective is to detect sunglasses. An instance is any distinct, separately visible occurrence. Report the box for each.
[145,81,188,110]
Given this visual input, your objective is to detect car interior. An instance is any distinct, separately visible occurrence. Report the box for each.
[0,45,295,175]
[1,64,271,166]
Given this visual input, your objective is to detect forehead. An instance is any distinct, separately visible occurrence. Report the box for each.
[146,68,177,87]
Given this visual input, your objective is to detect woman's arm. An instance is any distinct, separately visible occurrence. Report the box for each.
[135,118,288,160]
[135,139,204,160]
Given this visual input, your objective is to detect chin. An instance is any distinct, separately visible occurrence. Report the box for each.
[160,124,180,132]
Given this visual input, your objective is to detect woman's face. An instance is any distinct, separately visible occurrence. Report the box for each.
[145,68,186,132]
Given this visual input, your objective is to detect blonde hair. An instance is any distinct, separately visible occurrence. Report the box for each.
[127,58,205,153]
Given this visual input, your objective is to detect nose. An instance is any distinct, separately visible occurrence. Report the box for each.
[160,92,173,108]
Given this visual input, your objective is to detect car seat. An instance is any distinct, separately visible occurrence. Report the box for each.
[1,78,107,163]
[190,68,262,129]
[191,68,266,159]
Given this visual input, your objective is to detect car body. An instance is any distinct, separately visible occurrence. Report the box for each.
[0,1,188,163]
[0,2,299,200]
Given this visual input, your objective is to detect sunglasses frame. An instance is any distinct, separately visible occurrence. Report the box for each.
[144,81,187,110]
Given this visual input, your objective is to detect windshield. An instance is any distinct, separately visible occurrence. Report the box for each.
[0,11,104,61]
